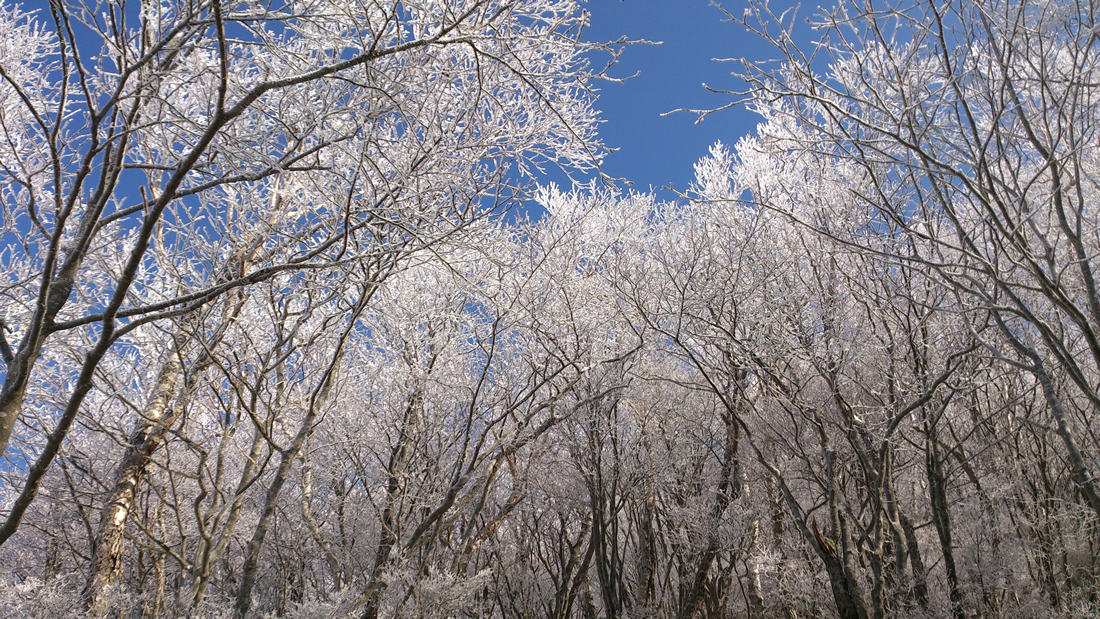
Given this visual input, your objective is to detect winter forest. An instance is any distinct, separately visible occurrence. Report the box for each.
[0,0,1098,617]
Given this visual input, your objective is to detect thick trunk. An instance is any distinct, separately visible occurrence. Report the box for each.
[746,519,766,617]
[82,353,183,615]
[840,512,869,619]
[588,464,625,619]
[820,449,871,619]
[899,513,929,609]
[814,516,870,619]
[86,255,255,613]
[553,517,594,619]
[634,483,657,615]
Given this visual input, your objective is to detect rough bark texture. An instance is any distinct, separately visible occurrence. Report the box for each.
[83,352,183,615]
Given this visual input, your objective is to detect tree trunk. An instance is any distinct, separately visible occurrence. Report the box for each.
[925,425,964,619]
[899,513,929,610]
[84,247,256,614]
[185,428,266,609]
[819,449,871,619]
[553,516,594,619]
[746,518,767,617]
[1033,361,1100,522]
[233,351,342,618]
[300,448,345,592]
[360,388,422,619]
[634,481,658,615]
[82,351,183,615]
[677,410,741,619]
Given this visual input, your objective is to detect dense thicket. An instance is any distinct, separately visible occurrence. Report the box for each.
[0,0,1097,617]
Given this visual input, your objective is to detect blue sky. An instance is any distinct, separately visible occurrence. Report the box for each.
[22,0,799,206]
[578,0,786,199]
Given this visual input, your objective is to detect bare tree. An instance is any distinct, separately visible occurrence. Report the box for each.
[720,0,1100,522]
[0,0,610,553]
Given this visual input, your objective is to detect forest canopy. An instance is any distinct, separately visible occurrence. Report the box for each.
[0,0,1098,617]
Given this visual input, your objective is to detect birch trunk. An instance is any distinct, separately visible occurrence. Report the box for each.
[83,233,259,612]
[82,350,183,615]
